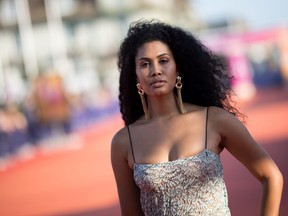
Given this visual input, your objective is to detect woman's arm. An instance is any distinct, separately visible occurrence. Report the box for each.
[111,128,144,216]
[211,107,283,216]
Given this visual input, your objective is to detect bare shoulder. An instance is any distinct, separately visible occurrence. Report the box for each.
[111,126,130,157]
[112,126,128,144]
[208,106,239,123]
[208,106,245,136]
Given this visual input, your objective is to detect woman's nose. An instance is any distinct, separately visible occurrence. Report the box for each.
[150,64,162,77]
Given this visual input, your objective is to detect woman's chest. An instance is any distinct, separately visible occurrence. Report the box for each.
[130,122,206,164]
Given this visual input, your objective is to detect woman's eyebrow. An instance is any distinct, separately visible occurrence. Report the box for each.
[137,53,170,61]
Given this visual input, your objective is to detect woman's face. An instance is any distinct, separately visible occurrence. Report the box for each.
[135,40,177,97]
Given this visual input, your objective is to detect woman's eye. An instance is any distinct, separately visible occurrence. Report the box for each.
[140,62,149,68]
[160,59,168,64]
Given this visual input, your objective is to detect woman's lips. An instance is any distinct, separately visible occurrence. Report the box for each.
[150,80,166,87]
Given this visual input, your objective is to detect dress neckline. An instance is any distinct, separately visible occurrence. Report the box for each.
[133,149,219,168]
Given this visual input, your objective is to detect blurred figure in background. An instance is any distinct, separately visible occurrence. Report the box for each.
[0,103,30,169]
[32,70,71,140]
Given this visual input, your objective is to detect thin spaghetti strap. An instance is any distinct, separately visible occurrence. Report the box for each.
[205,107,209,150]
[127,125,136,163]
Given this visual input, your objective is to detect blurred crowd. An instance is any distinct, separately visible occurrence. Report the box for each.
[0,71,118,170]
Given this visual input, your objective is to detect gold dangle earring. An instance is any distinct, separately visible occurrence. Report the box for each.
[175,76,186,114]
[136,83,150,119]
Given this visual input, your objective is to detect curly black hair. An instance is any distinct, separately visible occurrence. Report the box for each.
[118,20,240,125]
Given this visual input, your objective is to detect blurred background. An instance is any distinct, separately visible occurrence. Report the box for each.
[0,0,287,215]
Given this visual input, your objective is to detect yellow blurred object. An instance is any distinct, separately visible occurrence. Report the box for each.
[33,71,70,125]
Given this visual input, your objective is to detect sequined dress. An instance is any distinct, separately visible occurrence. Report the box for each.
[133,149,230,215]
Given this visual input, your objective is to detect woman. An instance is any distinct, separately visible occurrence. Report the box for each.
[111,20,283,215]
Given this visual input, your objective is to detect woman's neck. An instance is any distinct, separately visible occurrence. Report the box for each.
[147,94,180,119]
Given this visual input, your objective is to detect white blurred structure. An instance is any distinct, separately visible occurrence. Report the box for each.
[0,0,198,106]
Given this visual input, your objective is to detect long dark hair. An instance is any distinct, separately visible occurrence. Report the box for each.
[118,20,241,125]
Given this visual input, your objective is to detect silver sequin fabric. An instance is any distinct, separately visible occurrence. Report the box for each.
[134,149,231,216]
